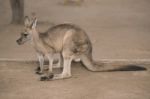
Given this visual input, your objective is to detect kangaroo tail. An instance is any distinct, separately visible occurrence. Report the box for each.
[81,55,147,72]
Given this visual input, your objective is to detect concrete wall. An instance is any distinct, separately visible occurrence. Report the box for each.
[1,0,150,28]
[0,0,150,59]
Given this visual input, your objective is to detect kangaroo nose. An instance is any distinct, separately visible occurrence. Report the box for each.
[16,39,19,43]
[16,39,21,45]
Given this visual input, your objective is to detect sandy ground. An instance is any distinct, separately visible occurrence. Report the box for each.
[0,61,150,99]
[0,0,150,99]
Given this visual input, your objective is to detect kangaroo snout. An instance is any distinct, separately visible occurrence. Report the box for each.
[16,39,22,45]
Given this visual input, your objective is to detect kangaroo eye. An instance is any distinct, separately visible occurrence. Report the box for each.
[21,33,28,36]
[24,34,28,36]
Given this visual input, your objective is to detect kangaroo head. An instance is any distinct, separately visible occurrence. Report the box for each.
[16,15,37,45]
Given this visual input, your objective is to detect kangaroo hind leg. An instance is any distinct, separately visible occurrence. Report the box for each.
[52,52,73,80]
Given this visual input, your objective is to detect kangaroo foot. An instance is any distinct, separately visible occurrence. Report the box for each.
[52,73,71,80]
[35,66,40,72]
[40,73,54,81]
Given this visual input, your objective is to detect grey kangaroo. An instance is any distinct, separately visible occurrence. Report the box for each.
[16,16,146,81]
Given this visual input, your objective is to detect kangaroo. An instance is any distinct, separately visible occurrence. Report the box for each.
[16,16,146,81]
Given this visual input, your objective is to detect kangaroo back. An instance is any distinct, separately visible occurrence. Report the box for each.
[41,24,91,53]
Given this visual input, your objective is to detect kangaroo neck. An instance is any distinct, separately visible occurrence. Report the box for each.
[31,29,41,43]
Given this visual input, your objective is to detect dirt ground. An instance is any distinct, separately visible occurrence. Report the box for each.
[0,0,150,99]
[0,61,150,99]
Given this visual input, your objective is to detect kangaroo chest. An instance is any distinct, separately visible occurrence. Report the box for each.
[33,42,46,54]
[32,38,62,55]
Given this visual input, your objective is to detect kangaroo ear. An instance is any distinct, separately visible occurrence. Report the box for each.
[31,12,36,21]
[31,18,37,29]
[24,16,30,27]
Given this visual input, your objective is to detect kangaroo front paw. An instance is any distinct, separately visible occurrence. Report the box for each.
[40,73,54,81]
[35,67,43,75]
[35,71,44,75]
[35,66,41,71]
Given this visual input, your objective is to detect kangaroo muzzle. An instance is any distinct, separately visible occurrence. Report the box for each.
[16,39,22,45]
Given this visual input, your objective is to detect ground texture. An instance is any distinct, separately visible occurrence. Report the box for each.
[0,62,150,99]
